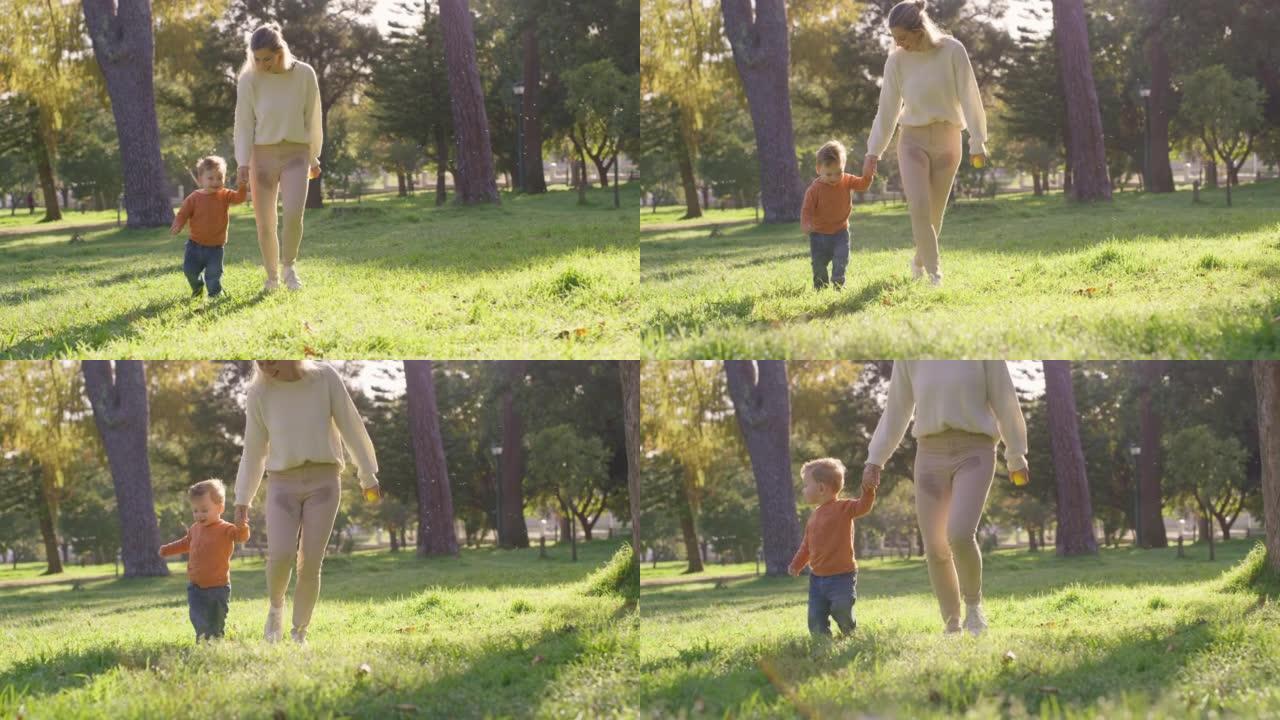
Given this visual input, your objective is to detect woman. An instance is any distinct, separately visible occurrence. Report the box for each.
[862,0,988,287]
[233,24,322,292]
[863,360,1028,636]
[233,360,381,643]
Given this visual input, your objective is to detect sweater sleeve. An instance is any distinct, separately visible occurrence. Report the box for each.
[866,53,903,159]
[866,361,916,467]
[173,194,194,232]
[800,183,817,230]
[233,73,255,167]
[160,533,191,557]
[226,184,248,205]
[847,487,877,519]
[985,361,1028,471]
[226,520,250,543]
[788,525,811,575]
[234,388,270,507]
[305,65,323,163]
[951,40,988,156]
[843,172,873,193]
[327,368,379,487]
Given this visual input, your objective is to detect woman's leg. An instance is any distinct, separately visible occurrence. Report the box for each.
[947,444,997,606]
[925,125,963,263]
[897,128,941,278]
[264,476,302,609]
[252,146,283,283]
[914,442,962,629]
[291,466,341,637]
[277,146,310,267]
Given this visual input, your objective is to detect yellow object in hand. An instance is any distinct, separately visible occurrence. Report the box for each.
[972,155,986,169]
[1011,469,1029,487]
[363,486,380,502]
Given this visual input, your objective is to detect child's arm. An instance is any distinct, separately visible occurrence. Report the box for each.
[800,184,816,234]
[848,485,877,519]
[170,195,193,236]
[844,172,874,193]
[227,180,249,205]
[159,533,191,557]
[227,518,251,543]
[788,533,810,576]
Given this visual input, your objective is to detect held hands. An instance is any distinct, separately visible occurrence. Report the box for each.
[234,504,250,525]
[237,166,250,187]
[861,463,882,493]
[862,154,879,180]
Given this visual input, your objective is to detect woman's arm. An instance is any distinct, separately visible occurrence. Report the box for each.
[865,361,916,468]
[233,389,270,508]
[951,40,988,157]
[327,368,380,488]
[233,73,255,169]
[305,65,323,166]
[985,361,1028,471]
[865,53,903,161]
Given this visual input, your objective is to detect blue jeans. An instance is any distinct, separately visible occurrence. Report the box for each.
[809,229,850,289]
[808,571,857,636]
[187,583,231,640]
[183,240,225,296]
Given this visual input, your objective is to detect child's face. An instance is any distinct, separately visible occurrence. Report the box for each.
[190,494,224,526]
[254,49,283,73]
[199,168,224,191]
[801,475,837,505]
[892,27,924,51]
[815,162,843,185]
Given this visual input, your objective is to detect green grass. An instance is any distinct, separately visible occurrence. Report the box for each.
[0,186,639,358]
[0,540,636,719]
[634,539,1280,718]
[0,208,123,230]
[0,562,121,584]
[640,182,1280,358]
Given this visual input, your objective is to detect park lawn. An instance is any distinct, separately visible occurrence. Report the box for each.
[0,562,122,585]
[639,181,1280,358]
[0,540,637,719]
[0,185,639,359]
[632,539,1280,718]
[0,209,124,231]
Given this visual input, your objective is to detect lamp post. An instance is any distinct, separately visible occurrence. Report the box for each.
[513,82,525,193]
[491,444,504,546]
[1139,86,1152,192]
[1129,443,1142,546]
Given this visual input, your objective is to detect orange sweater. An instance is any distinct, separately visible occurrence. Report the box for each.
[174,186,249,247]
[789,491,877,577]
[160,519,250,588]
[801,173,874,234]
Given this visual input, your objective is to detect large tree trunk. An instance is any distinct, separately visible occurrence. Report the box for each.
[405,361,458,558]
[36,486,63,575]
[1255,361,1280,574]
[1051,0,1112,202]
[1141,0,1175,193]
[720,0,804,223]
[1136,361,1168,548]
[81,361,169,577]
[519,25,548,194]
[439,0,500,204]
[677,480,704,573]
[434,123,449,206]
[498,361,530,548]
[28,106,63,223]
[724,360,801,576]
[82,0,174,228]
[674,106,702,219]
[1044,361,1098,556]
[620,361,641,555]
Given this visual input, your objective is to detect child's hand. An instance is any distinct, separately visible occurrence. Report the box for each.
[862,463,881,490]
[862,154,879,179]
[234,504,249,525]
[788,566,800,577]
[169,222,181,236]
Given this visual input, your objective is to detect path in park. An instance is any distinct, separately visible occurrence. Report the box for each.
[0,220,120,237]
[0,573,117,590]
[640,572,758,588]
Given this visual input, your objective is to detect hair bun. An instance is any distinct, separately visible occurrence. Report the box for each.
[914,0,927,10]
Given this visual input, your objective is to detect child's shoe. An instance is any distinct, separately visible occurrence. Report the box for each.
[283,264,303,291]
[963,603,988,637]
[264,603,284,643]
[191,285,204,298]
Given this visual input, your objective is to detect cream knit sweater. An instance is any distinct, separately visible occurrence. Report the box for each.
[866,36,988,159]
[233,61,324,167]
[866,360,1028,471]
[234,363,379,507]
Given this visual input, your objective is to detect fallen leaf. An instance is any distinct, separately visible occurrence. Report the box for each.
[302,321,315,334]
[574,327,588,338]
[531,655,544,666]
[303,345,320,358]
[555,330,570,340]
[1002,650,1017,665]
[693,698,705,712]
[1039,686,1059,695]
[928,689,942,704]
[395,625,417,634]
[355,663,372,680]
[394,704,418,713]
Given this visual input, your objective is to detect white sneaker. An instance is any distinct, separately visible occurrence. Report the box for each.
[283,264,302,291]
[963,603,988,637]
[910,260,924,280]
[264,277,280,292]
[928,273,943,287]
[264,603,284,643]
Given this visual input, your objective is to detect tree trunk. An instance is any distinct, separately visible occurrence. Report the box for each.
[498,361,529,548]
[674,104,702,219]
[1032,171,1043,196]
[1204,155,1218,189]
[81,361,169,577]
[720,0,804,222]
[1044,361,1098,556]
[82,0,175,227]
[577,150,588,205]
[677,484,704,573]
[1136,361,1168,548]
[724,360,801,576]
[1255,361,1280,574]
[397,171,407,197]
[1141,0,1175,193]
[434,123,449,206]
[30,109,62,223]
[1051,0,1112,201]
[439,0,500,204]
[36,488,63,575]
[405,361,459,557]
[620,361,641,555]
[520,25,548,193]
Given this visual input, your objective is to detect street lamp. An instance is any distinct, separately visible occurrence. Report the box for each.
[1129,443,1142,545]
[513,82,525,193]
[1139,85,1152,192]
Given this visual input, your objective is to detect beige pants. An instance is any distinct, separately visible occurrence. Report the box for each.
[265,462,341,635]
[897,123,962,278]
[251,142,310,281]
[913,429,996,629]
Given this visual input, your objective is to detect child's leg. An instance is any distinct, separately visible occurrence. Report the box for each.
[831,229,851,289]
[277,146,310,266]
[188,583,211,640]
[809,233,832,289]
[897,127,941,278]
[204,246,225,296]
[265,475,304,609]
[828,571,857,634]
[807,574,833,635]
[182,240,205,294]
[914,440,962,629]
[291,465,342,636]
[209,585,230,638]
[947,441,996,606]
[252,146,284,282]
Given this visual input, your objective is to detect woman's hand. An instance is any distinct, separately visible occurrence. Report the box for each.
[971,154,987,169]
[362,483,382,502]
[234,505,250,525]
[862,154,879,179]
[309,163,321,180]
[862,463,882,491]
[237,166,250,187]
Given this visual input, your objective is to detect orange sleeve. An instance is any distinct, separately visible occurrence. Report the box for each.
[848,487,877,519]
[225,185,248,205]
[229,520,250,543]
[160,533,191,557]
[789,525,811,574]
[173,195,194,231]
[844,172,873,193]
[800,184,817,231]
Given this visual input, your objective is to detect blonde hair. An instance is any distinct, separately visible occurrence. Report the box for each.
[887,0,945,49]
[189,478,227,504]
[815,140,847,169]
[249,360,318,386]
[802,458,846,494]
[239,23,295,78]
[195,155,226,177]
